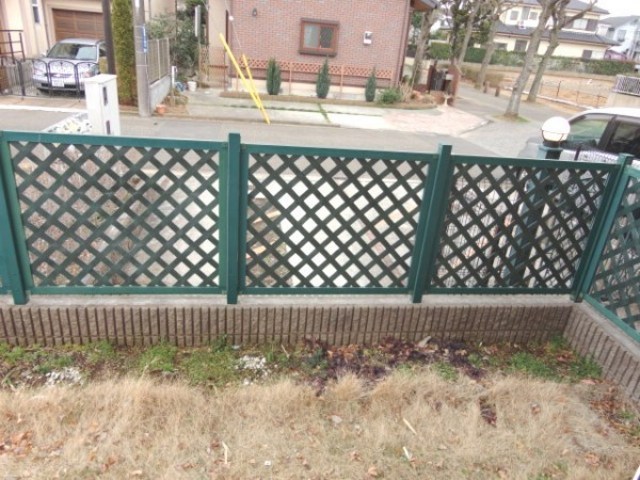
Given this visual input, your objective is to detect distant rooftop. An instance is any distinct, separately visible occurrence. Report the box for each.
[600,16,640,28]
[496,22,618,46]
[509,0,609,15]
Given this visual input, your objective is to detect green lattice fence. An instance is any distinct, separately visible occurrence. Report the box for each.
[243,146,433,291]
[430,159,612,291]
[0,132,225,297]
[587,170,640,341]
[0,132,638,342]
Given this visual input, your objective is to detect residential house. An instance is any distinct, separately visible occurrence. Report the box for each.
[598,16,640,61]
[205,0,435,89]
[0,0,172,60]
[493,0,616,60]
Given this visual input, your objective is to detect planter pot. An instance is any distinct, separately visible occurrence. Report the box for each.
[155,104,167,115]
[187,81,197,92]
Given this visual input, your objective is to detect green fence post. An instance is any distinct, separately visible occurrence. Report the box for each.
[0,133,28,304]
[571,154,634,302]
[225,133,242,304]
[410,144,454,303]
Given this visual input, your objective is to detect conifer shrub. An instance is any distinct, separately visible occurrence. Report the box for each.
[365,68,377,102]
[112,0,136,105]
[316,59,331,99]
[266,58,281,95]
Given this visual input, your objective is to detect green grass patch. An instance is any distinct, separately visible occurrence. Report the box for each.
[180,347,238,386]
[138,343,178,373]
[86,341,118,365]
[0,343,36,365]
[509,352,558,380]
[433,361,458,381]
[35,353,74,374]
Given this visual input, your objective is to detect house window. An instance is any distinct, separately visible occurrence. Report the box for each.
[586,19,597,32]
[32,0,40,23]
[514,39,528,52]
[300,19,338,56]
[522,7,531,20]
[617,30,627,42]
[495,42,508,50]
[582,49,593,59]
[571,18,588,30]
[530,11,538,21]
[509,10,518,21]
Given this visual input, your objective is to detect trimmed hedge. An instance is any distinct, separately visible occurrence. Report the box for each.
[422,42,637,77]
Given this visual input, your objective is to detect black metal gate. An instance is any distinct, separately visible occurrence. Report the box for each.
[0,58,38,96]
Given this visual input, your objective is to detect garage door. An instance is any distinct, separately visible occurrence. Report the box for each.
[53,9,104,40]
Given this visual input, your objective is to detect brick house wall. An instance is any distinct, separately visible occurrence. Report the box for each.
[227,0,411,87]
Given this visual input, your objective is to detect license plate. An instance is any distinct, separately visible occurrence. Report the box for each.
[51,78,65,88]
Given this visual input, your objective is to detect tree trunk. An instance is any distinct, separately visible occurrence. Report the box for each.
[410,9,438,85]
[527,35,559,102]
[457,0,481,65]
[528,0,592,102]
[504,1,554,118]
[476,17,500,89]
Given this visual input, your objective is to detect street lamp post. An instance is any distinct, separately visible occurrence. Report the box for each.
[538,116,571,160]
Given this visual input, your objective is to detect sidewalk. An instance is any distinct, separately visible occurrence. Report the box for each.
[174,86,492,135]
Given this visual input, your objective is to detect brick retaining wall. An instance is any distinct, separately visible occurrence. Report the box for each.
[564,303,640,403]
[0,296,571,348]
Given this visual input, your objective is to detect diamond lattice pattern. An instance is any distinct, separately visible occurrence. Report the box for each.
[431,163,610,289]
[590,176,640,331]
[245,152,428,288]
[11,141,220,287]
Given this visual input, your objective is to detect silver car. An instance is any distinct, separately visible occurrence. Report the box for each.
[32,38,105,91]
[519,107,640,163]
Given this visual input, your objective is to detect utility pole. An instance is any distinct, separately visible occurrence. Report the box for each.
[133,0,151,116]
[102,0,116,74]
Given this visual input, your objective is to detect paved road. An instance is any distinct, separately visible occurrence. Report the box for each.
[456,83,582,158]
[0,83,579,157]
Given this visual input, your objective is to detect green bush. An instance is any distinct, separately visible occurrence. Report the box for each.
[147,10,199,79]
[463,47,486,63]
[490,49,526,67]
[429,42,451,60]
[112,0,136,105]
[365,68,377,102]
[266,58,281,95]
[583,59,637,76]
[377,87,403,105]
[316,58,331,99]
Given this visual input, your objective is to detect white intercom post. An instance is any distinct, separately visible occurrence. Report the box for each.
[84,74,121,136]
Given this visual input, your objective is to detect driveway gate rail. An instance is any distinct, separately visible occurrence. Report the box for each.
[0,131,638,342]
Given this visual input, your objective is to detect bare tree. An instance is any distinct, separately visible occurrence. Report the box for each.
[456,0,482,64]
[504,0,563,119]
[527,0,595,102]
[410,7,441,85]
[476,0,512,89]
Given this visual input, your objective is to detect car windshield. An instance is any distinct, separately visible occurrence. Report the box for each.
[564,114,610,151]
[47,43,97,61]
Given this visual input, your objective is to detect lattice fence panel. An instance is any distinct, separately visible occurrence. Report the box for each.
[431,163,610,289]
[590,175,640,331]
[245,152,429,288]
[246,58,392,81]
[10,141,221,288]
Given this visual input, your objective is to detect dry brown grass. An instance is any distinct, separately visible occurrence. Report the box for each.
[0,371,637,479]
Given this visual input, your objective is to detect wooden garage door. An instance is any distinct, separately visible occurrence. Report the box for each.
[53,9,104,40]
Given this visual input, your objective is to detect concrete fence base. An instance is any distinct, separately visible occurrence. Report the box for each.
[0,295,638,401]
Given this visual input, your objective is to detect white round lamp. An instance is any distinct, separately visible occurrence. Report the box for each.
[541,116,570,145]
